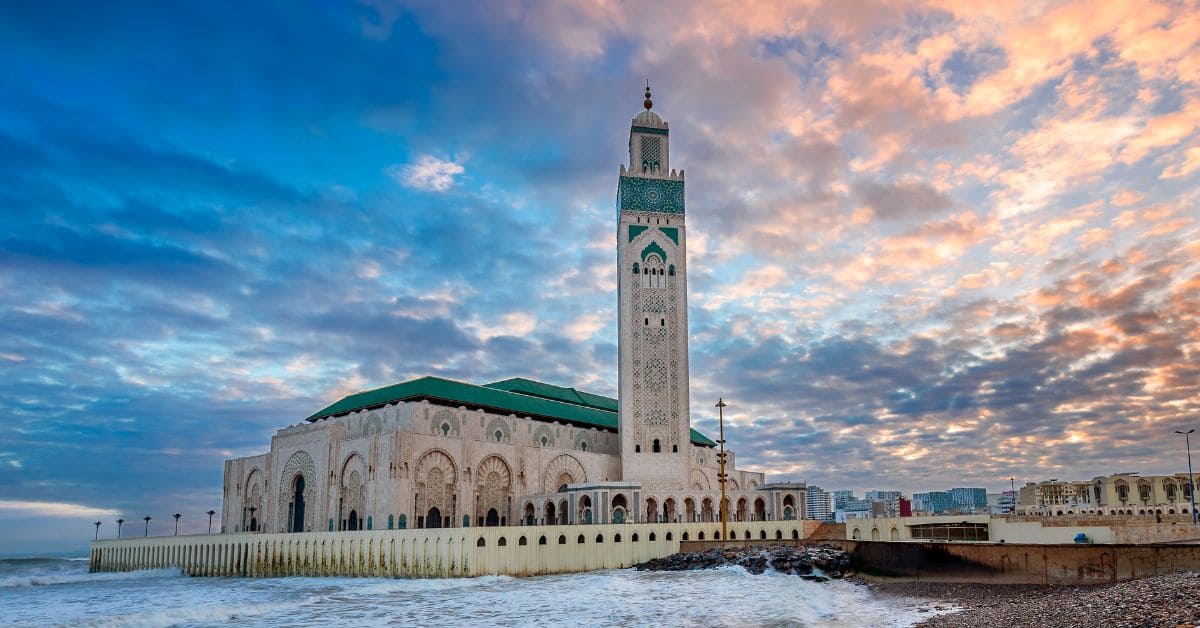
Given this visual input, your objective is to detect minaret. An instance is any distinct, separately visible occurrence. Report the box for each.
[617,83,690,491]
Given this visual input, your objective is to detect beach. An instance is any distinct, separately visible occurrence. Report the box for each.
[862,572,1200,627]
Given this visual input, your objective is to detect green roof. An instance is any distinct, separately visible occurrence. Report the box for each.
[307,375,717,447]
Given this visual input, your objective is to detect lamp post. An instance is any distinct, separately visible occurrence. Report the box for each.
[143,516,151,537]
[716,398,728,543]
[116,518,124,539]
[94,521,101,540]
[1011,476,1016,514]
[1176,429,1198,525]
[173,513,181,536]
[207,510,216,534]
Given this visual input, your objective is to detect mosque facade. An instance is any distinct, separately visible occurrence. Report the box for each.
[220,89,806,536]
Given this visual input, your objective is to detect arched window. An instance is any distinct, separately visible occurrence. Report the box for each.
[476,538,486,547]
[614,534,622,543]
[577,534,585,544]
[635,445,641,453]
[652,439,661,453]
[666,532,673,541]
[498,537,507,547]
[632,533,639,542]
[518,536,527,546]
[558,535,566,545]
[682,532,689,540]
[649,532,657,541]
[672,445,678,453]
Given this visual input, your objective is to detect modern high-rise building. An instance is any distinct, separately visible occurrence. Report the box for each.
[806,485,833,521]
[949,487,987,511]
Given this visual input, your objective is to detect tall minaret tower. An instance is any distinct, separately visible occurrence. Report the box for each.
[617,84,690,491]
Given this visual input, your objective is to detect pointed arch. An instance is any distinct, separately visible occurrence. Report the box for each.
[543,454,587,493]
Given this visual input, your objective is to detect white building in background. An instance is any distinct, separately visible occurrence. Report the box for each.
[219,87,805,537]
[865,490,903,517]
[806,486,833,521]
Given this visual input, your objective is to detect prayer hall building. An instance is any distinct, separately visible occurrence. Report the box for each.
[221,87,806,535]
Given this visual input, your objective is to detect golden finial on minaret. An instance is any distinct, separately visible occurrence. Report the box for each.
[644,80,653,110]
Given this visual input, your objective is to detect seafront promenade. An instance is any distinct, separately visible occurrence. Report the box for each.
[89,520,820,578]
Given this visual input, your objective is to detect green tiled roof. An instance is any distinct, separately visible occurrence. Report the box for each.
[307,375,717,447]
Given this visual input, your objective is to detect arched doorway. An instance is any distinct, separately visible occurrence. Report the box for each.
[579,495,593,524]
[289,475,306,533]
[645,497,658,523]
[559,500,568,524]
[427,507,443,529]
[783,495,796,520]
[544,501,556,525]
[249,517,258,532]
[736,498,748,522]
[685,497,696,522]
[754,498,766,521]
[612,494,628,524]
[486,508,500,527]
[701,498,714,522]
[664,498,677,523]
[347,510,359,531]
[524,503,535,525]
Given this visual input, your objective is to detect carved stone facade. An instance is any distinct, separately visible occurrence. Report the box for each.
[220,89,801,535]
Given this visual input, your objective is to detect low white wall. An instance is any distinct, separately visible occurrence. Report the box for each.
[90,520,810,578]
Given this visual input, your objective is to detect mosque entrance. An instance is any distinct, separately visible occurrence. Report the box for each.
[426,507,443,529]
[485,508,500,527]
[289,475,306,533]
[249,517,258,532]
[348,510,359,531]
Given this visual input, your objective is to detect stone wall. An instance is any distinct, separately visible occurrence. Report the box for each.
[90,520,811,578]
[841,540,1200,585]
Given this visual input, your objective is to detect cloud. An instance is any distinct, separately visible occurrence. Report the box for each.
[388,155,465,191]
[0,500,120,519]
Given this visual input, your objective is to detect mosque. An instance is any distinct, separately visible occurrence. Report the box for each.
[220,87,806,536]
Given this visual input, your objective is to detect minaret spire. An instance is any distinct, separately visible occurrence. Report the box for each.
[644,81,653,110]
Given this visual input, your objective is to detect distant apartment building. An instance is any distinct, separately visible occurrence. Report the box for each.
[806,485,834,521]
[1018,473,1199,516]
[831,490,856,510]
[988,490,1017,514]
[865,490,903,518]
[834,498,874,522]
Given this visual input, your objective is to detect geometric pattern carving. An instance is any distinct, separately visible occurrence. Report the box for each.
[619,176,684,214]
[415,449,457,522]
[278,450,316,532]
[690,468,710,491]
[430,408,460,437]
[339,452,367,525]
[543,454,586,493]
[475,455,512,523]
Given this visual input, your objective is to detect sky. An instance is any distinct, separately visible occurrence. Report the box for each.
[1,1,1198,554]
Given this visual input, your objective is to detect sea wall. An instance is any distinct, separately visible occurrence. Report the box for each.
[89,520,810,578]
[843,540,1200,585]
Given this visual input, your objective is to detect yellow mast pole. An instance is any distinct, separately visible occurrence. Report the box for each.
[716,398,728,542]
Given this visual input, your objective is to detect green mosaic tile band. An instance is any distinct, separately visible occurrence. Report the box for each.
[618,176,685,214]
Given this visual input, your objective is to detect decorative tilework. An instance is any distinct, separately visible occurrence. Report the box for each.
[641,241,667,264]
[658,227,679,245]
[629,225,649,242]
[631,125,669,136]
[618,176,684,214]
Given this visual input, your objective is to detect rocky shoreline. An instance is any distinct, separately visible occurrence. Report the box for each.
[634,544,851,580]
[861,571,1200,627]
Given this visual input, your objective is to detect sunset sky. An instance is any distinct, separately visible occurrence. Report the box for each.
[2,1,1198,553]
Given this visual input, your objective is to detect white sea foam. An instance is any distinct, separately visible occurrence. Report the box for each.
[0,558,952,627]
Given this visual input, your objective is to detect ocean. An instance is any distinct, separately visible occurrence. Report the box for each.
[0,556,945,626]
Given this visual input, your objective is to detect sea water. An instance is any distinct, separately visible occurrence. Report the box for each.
[0,557,944,627]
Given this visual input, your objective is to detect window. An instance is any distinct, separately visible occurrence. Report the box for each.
[539,536,547,545]
[476,538,486,547]
[518,536,527,546]
[632,533,639,542]
[666,532,673,541]
[498,537,507,547]
[672,445,678,453]
[558,535,567,545]
[577,535,585,544]
[635,445,641,453]
[441,423,450,436]
[649,532,657,541]
[494,430,503,442]
[653,439,661,453]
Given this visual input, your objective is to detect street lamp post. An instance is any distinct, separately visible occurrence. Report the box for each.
[143,516,151,537]
[207,510,216,534]
[1176,429,1198,525]
[116,518,124,539]
[173,513,181,536]
[94,521,101,540]
[716,398,728,543]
